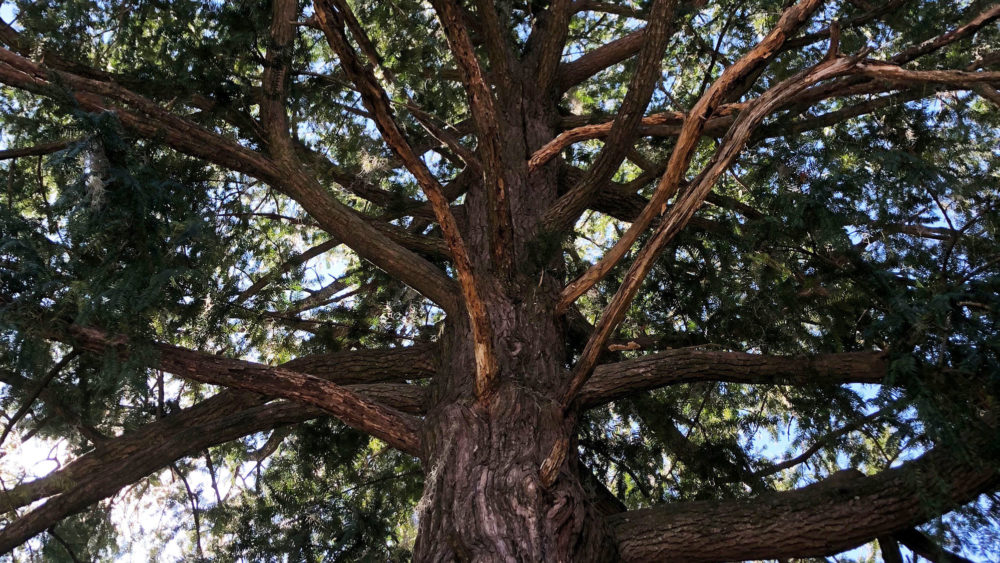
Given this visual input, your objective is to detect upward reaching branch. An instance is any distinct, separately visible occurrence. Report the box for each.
[556,0,827,317]
[540,0,680,234]
[562,0,833,406]
[313,0,499,398]
[428,0,515,274]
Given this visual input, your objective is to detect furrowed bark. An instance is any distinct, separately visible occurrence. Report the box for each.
[64,326,423,456]
[612,442,999,561]
[578,349,887,408]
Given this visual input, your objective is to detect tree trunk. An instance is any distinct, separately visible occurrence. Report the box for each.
[415,387,616,561]
[409,84,616,559]
[414,304,617,561]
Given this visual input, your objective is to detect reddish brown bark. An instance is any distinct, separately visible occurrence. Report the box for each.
[2,0,998,559]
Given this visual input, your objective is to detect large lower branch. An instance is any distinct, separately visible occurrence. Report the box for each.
[0,342,433,552]
[612,442,999,561]
[0,383,424,554]
[64,326,424,456]
[579,349,887,408]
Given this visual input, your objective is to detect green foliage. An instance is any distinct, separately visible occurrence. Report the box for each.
[0,0,998,561]
[204,421,421,562]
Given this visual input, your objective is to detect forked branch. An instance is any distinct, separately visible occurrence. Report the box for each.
[564,37,860,409]
[556,0,827,318]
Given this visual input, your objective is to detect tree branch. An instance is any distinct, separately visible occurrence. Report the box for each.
[556,28,645,92]
[557,0,828,320]
[0,350,80,450]
[528,0,573,94]
[0,380,425,554]
[0,139,75,161]
[314,0,497,396]
[427,0,515,274]
[612,442,999,561]
[0,344,433,516]
[578,349,886,408]
[562,0,837,407]
[0,46,461,313]
[892,528,975,563]
[540,0,680,234]
[64,326,423,456]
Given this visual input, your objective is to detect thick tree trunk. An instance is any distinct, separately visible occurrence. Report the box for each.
[414,386,616,561]
[413,295,616,560]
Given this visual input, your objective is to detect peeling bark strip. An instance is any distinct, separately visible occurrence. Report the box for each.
[612,443,999,561]
[314,0,499,398]
[557,0,826,317]
[66,326,423,456]
[563,0,830,405]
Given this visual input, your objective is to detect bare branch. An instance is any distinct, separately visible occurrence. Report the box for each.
[612,442,999,561]
[556,29,645,92]
[856,62,1000,85]
[0,139,75,161]
[0,351,80,450]
[578,349,887,408]
[65,326,423,456]
[235,239,340,303]
[540,0,680,234]
[531,105,743,170]
[890,5,1000,66]
[893,528,976,563]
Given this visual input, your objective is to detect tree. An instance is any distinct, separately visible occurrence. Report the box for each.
[0,0,998,559]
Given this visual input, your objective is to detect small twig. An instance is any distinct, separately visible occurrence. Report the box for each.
[0,350,80,450]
